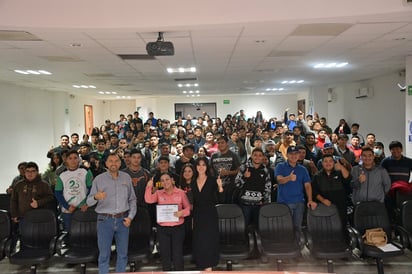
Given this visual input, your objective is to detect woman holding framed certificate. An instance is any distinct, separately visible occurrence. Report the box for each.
[192,157,224,271]
[144,172,191,271]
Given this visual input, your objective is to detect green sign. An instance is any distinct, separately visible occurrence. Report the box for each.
[408,85,412,96]
[223,99,230,104]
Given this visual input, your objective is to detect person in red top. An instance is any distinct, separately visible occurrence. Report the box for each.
[348,135,362,165]
[145,173,191,271]
[316,128,330,149]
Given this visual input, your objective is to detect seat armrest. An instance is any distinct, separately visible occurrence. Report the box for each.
[49,235,58,256]
[348,227,363,250]
[0,237,9,257]
[247,231,255,253]
[305,231,313,250]
[4,235,19,257]
[56,232,68,256]
[394,225,409,248]
[254,231,263,254]
[347,227,358,250]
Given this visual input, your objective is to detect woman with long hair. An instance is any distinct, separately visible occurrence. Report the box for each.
[192,157,223,271]
[179,163,196,255]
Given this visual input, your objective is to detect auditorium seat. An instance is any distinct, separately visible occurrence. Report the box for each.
[255,203,301,271]
[128,206,153,272]
[6,209,58,274]
[349,201,404,274]
[306,204,353,273]
[0,210,11,261]
[56,208,98,274]
[216,204,255,270]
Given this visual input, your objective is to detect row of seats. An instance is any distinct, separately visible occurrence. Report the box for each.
[1,201,412,274]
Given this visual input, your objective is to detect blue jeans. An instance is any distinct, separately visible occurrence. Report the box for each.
[61,212,72,232]
[240,204,260,227]
[97,214,129,274]
[286,202,305,232]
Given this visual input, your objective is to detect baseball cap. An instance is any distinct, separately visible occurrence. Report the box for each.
[287,146,299,154]
[323,143,333,149]
[265,140,276,145]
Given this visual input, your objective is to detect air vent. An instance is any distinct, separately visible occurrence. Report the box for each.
[174,77,197,82]
[40,56,84,62]
[84,73,115,78]
[0,30,42,41]
[117,54,155,60]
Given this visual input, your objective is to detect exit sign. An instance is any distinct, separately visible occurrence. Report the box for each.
[223,99,230,104]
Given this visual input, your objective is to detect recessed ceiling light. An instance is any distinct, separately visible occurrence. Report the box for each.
[167,67,197,73]
[105,92,111,94]
[191,94,195,97]
[178,84,183,87]
[98,91,105,94]
[189,90,193,93]
[38,70,52,75]
[112,91,117,94]
[26,70,41,75]
[196,94,200,97]
[194,83,199,87]
[279,88,284,91]
[281,81,288,84]
[127,96,131,99]
[297,80,304,83]
[272,88,278,91]
[81,85,89,88]
[14,70,29,74]
[313,62,348,69]
[89,85,96,89]
[73,85,80,88]
[195,90,199,93]
[183,91,187,94]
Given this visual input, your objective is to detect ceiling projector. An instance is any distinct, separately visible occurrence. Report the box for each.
[146,32,174,56]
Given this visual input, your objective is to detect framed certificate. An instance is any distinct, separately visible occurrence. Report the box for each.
[156,204,179,222]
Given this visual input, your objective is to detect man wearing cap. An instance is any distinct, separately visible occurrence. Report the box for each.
[275,146,317,235]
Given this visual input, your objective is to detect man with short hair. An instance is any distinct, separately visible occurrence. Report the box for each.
[235,148,272,226]
[211,136,241,203]
[87,153,137,274]
[365,133,376,149]
[10,162,55,226]
[155,143,177,169]
[175,143,196,176]
[350,147,391,204]
[47,134,70,158]
[55,150,93,231]
[109,133,120,150]
[141,136,160,170]
[70,133,80,151]
[336,134,355,167]
[275,146,317,234]
[122,149,151,207]
[193,126,206,153]
[348,135,362,165]
[305,132,322,163]
[348,123,365,146]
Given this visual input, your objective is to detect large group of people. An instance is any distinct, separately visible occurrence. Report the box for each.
[6,108,412,273]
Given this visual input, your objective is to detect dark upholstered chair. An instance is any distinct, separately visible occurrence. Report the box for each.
[128,206,153,272]
[0,194,10,212]
[56,208,98,274]
[0,210,11,261]
[255,203,301,271]
[216,204,255,270]
[6,209,58,274]
[306,204,353,273]
[349,201,404,274]
[396,200,412,250]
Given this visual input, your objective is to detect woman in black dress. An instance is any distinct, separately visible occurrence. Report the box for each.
[192,157,224,270]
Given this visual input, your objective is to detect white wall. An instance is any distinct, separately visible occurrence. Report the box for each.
[312,72,405,155]
[149,94,300,122]
[406,56,412,156]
